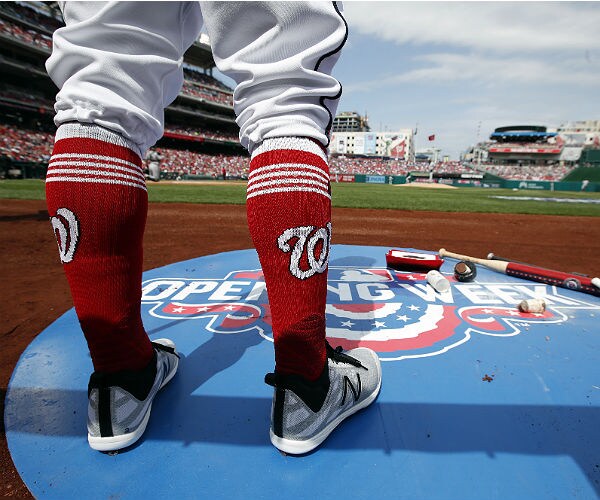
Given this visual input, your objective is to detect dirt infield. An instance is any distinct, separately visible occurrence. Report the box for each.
[2,198,599,497]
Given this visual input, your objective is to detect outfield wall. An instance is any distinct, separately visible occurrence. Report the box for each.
[333,174,600,192]
[2,162,599,192]
[562,166,600,182]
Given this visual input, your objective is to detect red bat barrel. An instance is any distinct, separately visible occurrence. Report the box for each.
[506,263,600,297]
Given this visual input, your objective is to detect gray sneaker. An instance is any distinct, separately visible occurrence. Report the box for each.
[87,338,179,451]
[265,342,382,455]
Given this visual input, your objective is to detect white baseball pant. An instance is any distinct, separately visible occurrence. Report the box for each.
[46,1,347,156]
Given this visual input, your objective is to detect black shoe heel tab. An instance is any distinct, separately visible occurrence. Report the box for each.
[264,365,330,413]
[87,351,157,401]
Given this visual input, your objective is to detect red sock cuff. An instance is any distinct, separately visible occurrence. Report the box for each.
[48,123,145,191]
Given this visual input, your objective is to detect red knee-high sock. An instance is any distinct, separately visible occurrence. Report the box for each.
[46,123,153,373]
[247,137,331,381]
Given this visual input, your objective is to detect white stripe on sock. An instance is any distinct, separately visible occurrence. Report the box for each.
[46,168,146,185]
[45,176,147,191]
[247,177,330,193]
[246,186,330,200]
[48,161,145,181]
[49,153,142,172]
[248,163,329,182]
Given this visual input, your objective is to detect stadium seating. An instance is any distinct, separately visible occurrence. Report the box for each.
[0,124,53,163]
[147,147,248,179]
[183,68,233,93]
[475,163,575,181]
[181,80,233,107]
[329,156,477,176]
[0,17,53,51]
[0,3,62,33]
[164,125,238,143]
[0,84,53,109]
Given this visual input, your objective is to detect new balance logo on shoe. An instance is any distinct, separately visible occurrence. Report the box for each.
[266,345,382,455]
[341,373,361,406]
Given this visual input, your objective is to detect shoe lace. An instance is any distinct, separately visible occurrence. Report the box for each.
[326,342,366,369]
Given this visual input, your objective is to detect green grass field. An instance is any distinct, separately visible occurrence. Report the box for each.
[2,179,600,217]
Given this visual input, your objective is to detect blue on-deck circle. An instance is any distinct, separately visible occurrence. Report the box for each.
[5,245,600,499]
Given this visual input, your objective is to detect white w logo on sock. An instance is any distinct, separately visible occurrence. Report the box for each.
[50,207,80,263]
[277,222,332,280]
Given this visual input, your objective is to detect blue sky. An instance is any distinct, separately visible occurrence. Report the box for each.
[334,2,600,159]
[213,2,600,160]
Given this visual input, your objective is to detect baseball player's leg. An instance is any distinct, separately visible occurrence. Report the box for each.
[45,1,203,450]
[201,1,381,453]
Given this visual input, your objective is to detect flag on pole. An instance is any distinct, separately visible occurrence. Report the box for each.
[428,134,435,141]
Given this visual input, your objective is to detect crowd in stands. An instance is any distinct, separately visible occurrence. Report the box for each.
[0,121,248,177]
[0,118,582,183]
[180,67,234,107]
[181,80,233,107]
[0,6,234,111]
[0,16,52,52]
[0,84,53,109]
[147,147,248,178]
[329,155,578,180]
[0,121,247,178]
[429,161,472,174]
[0,123,52,163]
[165,125,239,143]
[475,163,575,181]
[0,3,63,34]
[0,53,48,76]
[183,68,232,93]
[329,156,476,176]
[167,103,233,122]
[330,157,411,176]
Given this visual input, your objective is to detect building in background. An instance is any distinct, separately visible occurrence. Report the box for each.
[332,111,370,133]
[460,122,600,182]
[415,148,442,163]
[330,112,414,161]
[484,125,562,166]
[465,122,600,170]
[557,120,600,166]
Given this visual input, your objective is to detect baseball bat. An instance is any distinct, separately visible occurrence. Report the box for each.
[439,248,600,297]
[487,252,589,277]
[486,253,535,267]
